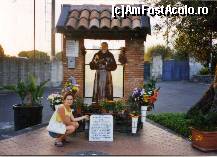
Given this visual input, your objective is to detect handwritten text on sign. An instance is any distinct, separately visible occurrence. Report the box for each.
[89,115,113,141]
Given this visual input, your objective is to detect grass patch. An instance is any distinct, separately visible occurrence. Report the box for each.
[147,113,191,138]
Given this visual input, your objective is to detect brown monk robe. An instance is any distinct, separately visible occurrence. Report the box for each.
[89,42,117,104]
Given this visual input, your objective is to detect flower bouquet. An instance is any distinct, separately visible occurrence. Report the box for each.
[61,76,79,95]
[129,79,160,123]
[47,93,63,111]
[131,79,160,110]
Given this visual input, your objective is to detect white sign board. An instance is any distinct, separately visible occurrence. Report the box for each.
[66,40,79,57]
[67,57,75,68]
[89,115,113,142]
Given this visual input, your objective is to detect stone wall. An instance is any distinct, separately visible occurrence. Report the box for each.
[151,55,163,80]
[189,57,203,79]
[0,57,62,87]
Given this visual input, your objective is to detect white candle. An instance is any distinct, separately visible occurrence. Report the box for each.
[132,116,138,134]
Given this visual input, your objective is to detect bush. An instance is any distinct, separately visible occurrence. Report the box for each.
[189,111,217,131]
[198,67,210,75]
[147,113,191,138]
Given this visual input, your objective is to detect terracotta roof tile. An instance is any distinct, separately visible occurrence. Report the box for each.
[69,10,80,19]
[132,19,141,29]
[89,18,100,29]
[121,18,131,29]
[100,17,110,29]
[111,18,121,29]
[77,17,89,29]
[56,4,151,37]
[90,10,100,19]
[80,9,90,19]
[100,10,111,19]
[66,18,78,29]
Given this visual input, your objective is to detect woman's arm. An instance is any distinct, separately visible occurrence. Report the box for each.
[70,114,89,122]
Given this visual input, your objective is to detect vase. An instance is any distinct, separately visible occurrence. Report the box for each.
[132,116,139,134]
[141,106,148,123]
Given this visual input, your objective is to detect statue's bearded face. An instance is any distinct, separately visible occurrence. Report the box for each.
[101,43,108,53]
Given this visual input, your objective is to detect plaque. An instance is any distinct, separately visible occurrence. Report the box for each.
[89,115,113,141]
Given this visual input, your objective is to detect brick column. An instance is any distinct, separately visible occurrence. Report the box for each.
[62,36,85,97]
[124,39,144,100]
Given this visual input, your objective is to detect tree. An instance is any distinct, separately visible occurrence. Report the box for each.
[146,45,173,61]
[18,50,50,60]
[55,51,62,61]
[148,0,217,74]
[148,0,217,114]
[0,44,4,57]
[174,1,217,73]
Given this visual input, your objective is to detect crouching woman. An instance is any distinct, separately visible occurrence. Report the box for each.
[47,92,89,147]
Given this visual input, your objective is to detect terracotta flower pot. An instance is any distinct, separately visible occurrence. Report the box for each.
[191,127,217,152]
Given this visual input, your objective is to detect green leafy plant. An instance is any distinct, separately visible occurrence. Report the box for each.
[198,67,210,75]
[147,113,191,138]
[114,99,126,113]
[99,100,115,112]
[1,74,49,106]
[1,81,28,105]
[127,95,140,115]
[189,111,217,132]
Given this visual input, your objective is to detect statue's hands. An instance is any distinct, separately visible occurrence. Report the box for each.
[98,59,107,65]
[94,55,99,63]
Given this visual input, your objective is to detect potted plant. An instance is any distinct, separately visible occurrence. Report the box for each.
[189,111,217,152]
[99,100,115,114]
[130,79,160,123]
[1,75,49,131]
[47,93,63,111]
[114,99,126,115]
[73,96,84,115]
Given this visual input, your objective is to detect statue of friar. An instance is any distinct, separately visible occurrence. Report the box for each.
[89,42,117,104]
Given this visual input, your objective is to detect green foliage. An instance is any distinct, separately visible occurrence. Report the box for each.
[198,67,210,75]
[143,79,156,92]
[0,44,4,57]
[147,113,191,137]
[146,45,173,60]
[1,74,49,105]
[18,50,50,60]
[189,111,217,131]
[114,100,126,113]
[99,99,127,113]
[99,100,115,112]
[2,81,28,104]
[147,111,217,138]
[127,95,140,115]
[73,96,84,110]
[55,51,62,61]
[150,0,217,74]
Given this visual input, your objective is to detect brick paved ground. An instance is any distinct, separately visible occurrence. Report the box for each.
[0,121,216,155]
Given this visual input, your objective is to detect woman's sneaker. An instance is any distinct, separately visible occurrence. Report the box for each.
[54,141,64,147]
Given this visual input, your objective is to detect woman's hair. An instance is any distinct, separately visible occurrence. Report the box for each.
[63,92,76,100]
[101,42,108,46]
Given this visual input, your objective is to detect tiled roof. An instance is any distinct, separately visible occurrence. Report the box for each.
[56,5,151,39]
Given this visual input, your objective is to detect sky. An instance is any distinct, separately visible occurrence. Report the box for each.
[0,0,165,56]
